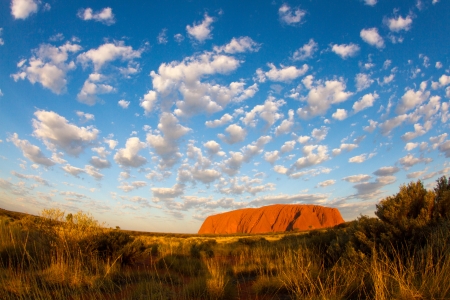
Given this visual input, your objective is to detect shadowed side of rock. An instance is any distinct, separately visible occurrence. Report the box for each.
[198,204,345,234]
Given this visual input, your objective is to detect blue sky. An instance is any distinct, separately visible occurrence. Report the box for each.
[0,0,449,233]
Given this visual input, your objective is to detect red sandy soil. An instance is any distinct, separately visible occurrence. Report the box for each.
[198,204,345,234]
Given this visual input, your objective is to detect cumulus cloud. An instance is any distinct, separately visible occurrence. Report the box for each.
[438,141,450,157]
[248,192,327,207]
[205,113,233,128]
[360,28,384,48]
[118,181,147,192]
[355,73,374,91]
[349,152,376,163]
[214,36,260,54]
[76,111,95,123]
[61,164,85,177]
[11,170,50,186]
[275,110,294,136]
[385,14,413,32]
[332,143,358,156]
[332,109,348,121]
[256,63,308,82]
[140,90,157,114]
[373,166,400,176]
[243,96,285,128]
[186,14,214,42]
[77,7,115,25]
[89,156,111,169]
[353,92,378,113]
[379,114,408,135]
[401,122,431,142]
[114,137,147,168]
[77,41,142,71]
[291,145,329,171]
[204,140,221,156]
[264,151,280,164]
[77,73,115,105]
[12,42,81,94]
[241,136,272,162]
[218,124,246,144]
[278,4,306,25]
[147,113,191,169]
[342,174,371,183]
[292,39,318,61]
[32,110,98,156]
[317,179,336,188]
[150,51,256,117]
[152,183,184,200]
[220,151,245,176]
[331,43,360,59]
[8,133,55,166]
[11,0,38,19]
[396,88,430,114]
[118,99,130,109]
[353,176,396,198]
[297,75,353,119]
[398,154,432,169]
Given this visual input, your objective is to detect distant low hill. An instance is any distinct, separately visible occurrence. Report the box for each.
[198,204,345,234]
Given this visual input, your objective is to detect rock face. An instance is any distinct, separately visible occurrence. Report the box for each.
[198,204,345,234]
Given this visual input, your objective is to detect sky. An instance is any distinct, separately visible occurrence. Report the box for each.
[0,0,449,233]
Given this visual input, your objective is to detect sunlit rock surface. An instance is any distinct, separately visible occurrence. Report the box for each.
[198,204,345,234]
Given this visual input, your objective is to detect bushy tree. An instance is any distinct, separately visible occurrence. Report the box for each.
[433,176,450,221]
[375,180,434,236]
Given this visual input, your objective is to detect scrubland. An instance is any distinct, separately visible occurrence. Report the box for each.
[1,176,450,299]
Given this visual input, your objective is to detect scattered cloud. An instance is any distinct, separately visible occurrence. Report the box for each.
[292,39,318,61]
[360,28,384,48]
[114,137,147,168]
[77,7,115,25]
[331,43,360,59]
[278,4,306,25]
[214,36,260,54]
[385,14,413,32]
[186,14,214,42]
[11,0,38,19]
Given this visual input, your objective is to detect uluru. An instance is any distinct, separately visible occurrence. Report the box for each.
[198,204,345,234]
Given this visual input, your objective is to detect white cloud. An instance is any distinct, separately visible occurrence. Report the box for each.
[435,62,442,69]
[439,74,450,86]
[398,154,432,168]
[62,164,85,177]
[140,90,157,114]
[332,143,358,156]
[363,0,377,6]
[114,137,147,168]
[32,110,98,156]
[186,14,214,42]
[84,165,103,180]
[360,28,384,48]
[353,176,396,198]
[92,147,109,158]
[157,28,168,44]
[257,63,309,82]
[174,33,184,43]
[152,183,184,199]
[331,43,360,59]
[204,140,221,156]
[405,142,418,151]
[77,73,115,105]
[218,124,246,144]
[150,51,254,117]
[118,99,130,109]
[118,181,148,193]
[297,136,311,144]
[355,73,374,91]
[76,111,95,123]
[317,179,336,188]
[77,7,115,25]
[89,156,111,169]
[276,110,294,136]
[77,41,142,71]
[401,122,431,141]
[432,0,440,4]
[297,75,353,119]
[214,36,260,54]
[243,96,285,128]
[385,14,413,32]
[278,4,306,25]
[220,151,245,176]
[280,141,295,155]
[373,166,399,176]
[342,174,371,183]
[353,92,378,113]
[292,145,329,171]
[379,114,408,135]
[349,153,375,163]
[0,28,4,46]
[11,0,38,19]
[241,136,272,162]
[332,109,348,121]
[396,88,430,114]
[205,113,233,128]
[12,42,81,94]
[11,171,49,186]
[292,39,318,61]
[146,113,191,169]
[8,133,55,166]
[438,141,450,157]
[264,151,280,164]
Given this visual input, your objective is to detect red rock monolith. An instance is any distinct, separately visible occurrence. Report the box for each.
[198,204,345,234]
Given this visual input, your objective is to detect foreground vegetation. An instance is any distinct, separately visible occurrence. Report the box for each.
[1,176,449,299]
